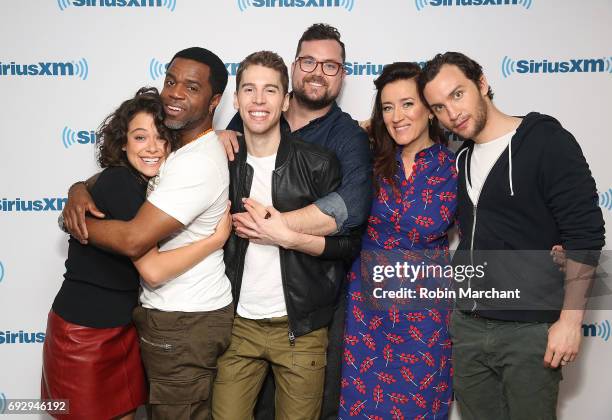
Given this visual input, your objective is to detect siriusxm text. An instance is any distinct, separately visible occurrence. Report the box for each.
[250,0,343,7]
[517,59,607,74]
[71,0,163,7]
[0,331,45,345]
[0,62,74,77]
[429,0,521,5]
[0,198,67,212]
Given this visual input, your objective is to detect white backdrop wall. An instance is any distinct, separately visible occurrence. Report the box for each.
[0,1,610,419]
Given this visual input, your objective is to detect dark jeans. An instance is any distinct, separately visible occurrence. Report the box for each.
[133,303,233,420]
[450,310,562,420]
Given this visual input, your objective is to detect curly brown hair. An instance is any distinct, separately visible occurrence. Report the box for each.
[96,87,177,168]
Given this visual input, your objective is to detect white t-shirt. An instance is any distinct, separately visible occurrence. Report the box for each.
[140,131,233,312]
[467,130,515,205]
[236,153,287,319]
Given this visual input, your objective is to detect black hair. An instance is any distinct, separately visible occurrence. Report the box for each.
[170,47,229,96]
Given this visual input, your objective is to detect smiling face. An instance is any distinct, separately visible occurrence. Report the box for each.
[381,78,431,148]
[122,111,167,178]
[160,57,220,140]
[235,64,289,138]
[423,64,489,140]
[291,39,344,110]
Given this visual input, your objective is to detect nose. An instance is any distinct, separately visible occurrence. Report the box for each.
[446,104,459,121]
[253,88,265,105]
[145,136,163,153]
[165,83,184,100]
[392,106,403,124]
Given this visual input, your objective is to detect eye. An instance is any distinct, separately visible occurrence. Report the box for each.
[266,88,277,94]
[402,101,414,109]
[303,58,316,66]
[188,85,199,92]
[382,105,393,113]
[165,79,175,86]
[323,62,339,72]
[432,105,443,113]
[134,135,146,141]
[453,90,463,99]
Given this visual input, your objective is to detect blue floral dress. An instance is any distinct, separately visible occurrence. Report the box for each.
[339,144,457,420]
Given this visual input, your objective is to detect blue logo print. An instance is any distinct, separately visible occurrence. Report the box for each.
[57,0,176,11]
[62,127,97,149]
[237,0,354,12]
[0,331,46,345]
[0,198,67,212]
[415,0,531,11]
[0,262,4,283]
[583,320,611,342]
[149,58,239,80]
[0,393,6,414]
[502,56,612,78]
[600,188,612,212]
[0,58,88,80]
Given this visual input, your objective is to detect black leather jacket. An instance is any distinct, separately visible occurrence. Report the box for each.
[224,132,363,340]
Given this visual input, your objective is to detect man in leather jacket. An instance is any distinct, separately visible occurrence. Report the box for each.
[211,51,361,420]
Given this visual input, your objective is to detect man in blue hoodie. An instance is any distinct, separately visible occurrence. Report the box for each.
[419,52,605,420]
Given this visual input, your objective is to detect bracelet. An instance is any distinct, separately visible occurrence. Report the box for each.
[57,213,69,234]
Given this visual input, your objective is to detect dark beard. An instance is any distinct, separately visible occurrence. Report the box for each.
[292,87,336,111]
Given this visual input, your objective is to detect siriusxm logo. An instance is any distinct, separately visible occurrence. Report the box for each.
[0,58,88,80]
[600,188,612,212]
[149,58,239,80]
[0,261,4,283]
[0,331,45,345]
[57,0,176,11]
[237,0,354,12]
[62,126,97,149]
[0,393,5,414]
[583,320,611,342]
[345,61,426,77]
[415,0,532,11]
[0,198,67,212]
[502,56,612,78]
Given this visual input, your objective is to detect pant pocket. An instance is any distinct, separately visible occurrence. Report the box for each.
[289,352,327,399]
[149,373,212,405]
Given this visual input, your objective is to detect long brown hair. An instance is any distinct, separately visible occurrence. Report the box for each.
[371,62,444,190]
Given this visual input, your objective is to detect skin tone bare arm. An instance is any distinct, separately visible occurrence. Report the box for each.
[235,198,325,256]
[84,200,182,259]
[132,204,232,287]
[217,130,337,236]
[543,258,595,368]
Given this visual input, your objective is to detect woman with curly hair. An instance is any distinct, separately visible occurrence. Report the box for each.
[339,63,456,420]
[41,87,231,420]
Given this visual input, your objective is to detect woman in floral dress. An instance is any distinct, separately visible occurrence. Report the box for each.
[339,62,457,420]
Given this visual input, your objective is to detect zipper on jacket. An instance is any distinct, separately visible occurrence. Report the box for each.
[140,336,173,351]
[271,165,298,346]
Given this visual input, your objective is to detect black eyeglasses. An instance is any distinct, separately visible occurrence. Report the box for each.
[296,57,344,76]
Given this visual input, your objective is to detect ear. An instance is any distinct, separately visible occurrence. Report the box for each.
[281,93,290,112]
[233,91,239,111]
[478,74,490,98]
[209,93,222,114]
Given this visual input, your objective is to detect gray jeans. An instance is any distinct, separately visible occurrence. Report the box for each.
[450,310,562,420]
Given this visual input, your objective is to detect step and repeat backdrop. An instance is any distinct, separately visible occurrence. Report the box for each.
[1,1,611,419]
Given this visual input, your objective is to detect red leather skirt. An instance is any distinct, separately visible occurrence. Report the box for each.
[41,311,146,419]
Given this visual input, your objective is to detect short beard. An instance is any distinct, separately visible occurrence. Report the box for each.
[164,118,186,130]
[293,89,336,111]
[469,97,488,139]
